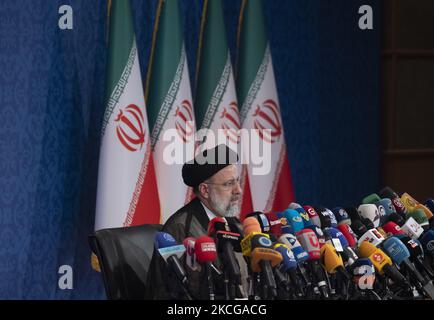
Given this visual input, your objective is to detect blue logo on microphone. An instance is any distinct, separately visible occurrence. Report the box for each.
[259,236,272,247]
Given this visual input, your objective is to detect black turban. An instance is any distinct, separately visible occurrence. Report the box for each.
[182,144,239,188]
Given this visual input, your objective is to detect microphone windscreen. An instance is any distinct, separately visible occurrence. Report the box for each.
[246,212,270,233]
[379,186,398,199]
[295,207,314,228]
[242,216,261,236]
[400,236,424,260]
[351,219,368,237]
[337,224,358,248]
[275,244,297,271]
[296,229,320,260]
[303,205,321,228]
[382,221,404,236]
[195,236,217,264]
[265,212,283,237]
[208,217,228,236]
[376,198,396,216]
[425,199,434,216]
[315,206,338,228]
[288,202,302,210]
[407,209,429,227]
[361,217,375,230]
[415,204,433,220]
[388,212,405,226]
[401,192,419,212]
[383,237,410,265]
[379,186,407,214]
[332,207,352,226]
[362,193,381,204]
[420,230,434,258]
[326,227,349,248]
[155,232,177,249]
[282,209,304,234]
[358,204,381,228]
[321,243,344,273]
[358,240,377,258]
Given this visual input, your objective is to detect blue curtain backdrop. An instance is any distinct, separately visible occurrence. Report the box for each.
[0,0,379,299]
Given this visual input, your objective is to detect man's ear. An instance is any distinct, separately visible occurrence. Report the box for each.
[198,183,209,199]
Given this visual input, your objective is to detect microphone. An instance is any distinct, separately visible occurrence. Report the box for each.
[383,237,434,299]
[425,199,434,227]
[415,203,434,222]
[418,232,434,275]
[241,217,268,256]
[246,211,271,234]
[249,234,282,299]
[350,258,376,291]
[295,207,314,228]
[183,237,200,271]
[264,212,284,238]
[358,241,411,291]
[297,229,330,298]
[426,199,434,214]
[382,221,405,237]
[288,202,302,210]
[401,192,419,212]
[358,204,381,228]
[350,219,369,238]
[315,206,338,228]
[401,217,424,240]
[400,194,433,222]
[195,236,218,300]
[337,224,358,248]
[208,216,230,235]
[278,233,312,289]
[332,207,352,226]
[375,198,396,225]
[357,228,385,247]
[361,217,375,230]
[303,205,322,228]
[326,227,359,266]
[378,186,408,217]
[274,243,305,297]
[407,209,430,231]
[362,193,381,205]
[344,207,362,223]
[278,233,310,263]
[421,230,434,260]
[376,227,388,239]
[306,225,326,248]
[345,207,376,231]
[320,243,350,280]
[278,209,304,235]
[155,232,191,298]
[208,217,242,299]
[396,236,433,279]
[388,212,405,227]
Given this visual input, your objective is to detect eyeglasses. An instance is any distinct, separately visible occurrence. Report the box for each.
[204,177,241,190]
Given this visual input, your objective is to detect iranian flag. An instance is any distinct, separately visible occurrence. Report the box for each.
[195,0,253,218]
[94,0,160,230]
[146,0,196,223]
[237,0,295,213]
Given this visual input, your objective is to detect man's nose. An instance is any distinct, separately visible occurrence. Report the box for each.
[233,180,242,195]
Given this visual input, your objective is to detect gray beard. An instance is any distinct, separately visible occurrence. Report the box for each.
[209,191,240,218]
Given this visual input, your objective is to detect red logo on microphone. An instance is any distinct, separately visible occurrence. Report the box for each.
[220,102,241,143]
[373,253,383,263]
[115,104,145,152]
[174,100,194,142]
[253,99,282,143]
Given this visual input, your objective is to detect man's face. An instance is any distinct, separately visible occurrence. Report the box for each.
[202,165,242,218]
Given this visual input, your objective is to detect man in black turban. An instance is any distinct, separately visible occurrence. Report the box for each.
[145,144,248,300]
